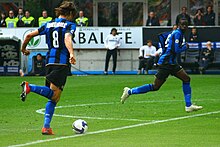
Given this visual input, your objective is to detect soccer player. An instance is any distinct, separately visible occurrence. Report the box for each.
[20,1,76,135]
[121,19,203,113]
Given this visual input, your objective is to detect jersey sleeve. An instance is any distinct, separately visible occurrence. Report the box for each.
[38,23,47,35]
[66,23,76,37]
[174,32,187,53]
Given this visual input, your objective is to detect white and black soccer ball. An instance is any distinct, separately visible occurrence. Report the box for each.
[72,119,88,134]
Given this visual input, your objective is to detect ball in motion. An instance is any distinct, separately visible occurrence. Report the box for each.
[72,119,88,134]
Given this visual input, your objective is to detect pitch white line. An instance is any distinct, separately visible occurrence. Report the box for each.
[36,99,217,122]
[36,107,150,122]
[36,102,152,122]
[8,110,220,147]
[54,114,150,122]
[35,100,188,122]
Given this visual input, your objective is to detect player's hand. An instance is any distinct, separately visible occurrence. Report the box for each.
[69,54,76,65]
[22,49,30,56]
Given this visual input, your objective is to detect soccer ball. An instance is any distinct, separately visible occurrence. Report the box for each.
[72,119,88,134]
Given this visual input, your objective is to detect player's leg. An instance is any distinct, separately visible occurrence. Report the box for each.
[42,83,61,135]
[121,77,165,104]
[42,65,68,134]
[112,49,117,74]
[121,66,168,104]
[20,65,67,102]
[131,66,169,94]
[131,77,165,94]
[20,80,59,134]
[174,68,202,112]
[174,69,192,106]
[20,81,54,101]
[104,50,111,74]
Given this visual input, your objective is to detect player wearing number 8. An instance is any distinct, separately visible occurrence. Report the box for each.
[20,1,77,135]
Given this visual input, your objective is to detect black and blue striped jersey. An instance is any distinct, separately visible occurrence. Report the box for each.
[158,29,187,65]
[38,18,76,65]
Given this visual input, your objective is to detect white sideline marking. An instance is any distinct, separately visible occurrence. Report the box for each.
[8,110,220,147]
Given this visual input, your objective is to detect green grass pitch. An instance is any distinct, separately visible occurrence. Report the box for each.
[0,75,220,147]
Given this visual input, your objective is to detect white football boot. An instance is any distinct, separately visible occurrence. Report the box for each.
[185,104,203,112]
[121,87,131,104]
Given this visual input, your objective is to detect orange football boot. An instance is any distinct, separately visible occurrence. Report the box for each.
[42,127,54,135]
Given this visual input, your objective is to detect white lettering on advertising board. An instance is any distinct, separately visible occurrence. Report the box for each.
[0,27,142,49]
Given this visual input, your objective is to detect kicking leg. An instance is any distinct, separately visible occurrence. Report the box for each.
[20,81,61,134]
[20,81,54,101]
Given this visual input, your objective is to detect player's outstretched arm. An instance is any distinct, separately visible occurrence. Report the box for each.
[21,29,39,56]
[65,33,76,65]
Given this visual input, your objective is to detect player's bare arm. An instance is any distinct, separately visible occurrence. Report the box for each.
[65,32,76,65]
[21,29,39,56]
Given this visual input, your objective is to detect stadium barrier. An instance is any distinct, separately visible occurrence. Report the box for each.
[180,42,220,74]
[0,27,220,75]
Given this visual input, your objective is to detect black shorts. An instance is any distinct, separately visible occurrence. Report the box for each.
[155,64,183,81]
[45,65,70,90]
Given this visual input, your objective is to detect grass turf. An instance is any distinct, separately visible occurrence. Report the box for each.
[0,75,220,147]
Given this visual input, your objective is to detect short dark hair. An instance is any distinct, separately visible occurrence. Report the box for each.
[37,53,42,57]
[111,28,117,34]
[147,40,152,43]
[207,5,213,9]
[196,8,203,13]
[182,6,187,10]
[1,12,6,16]
[25,10,30,13]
